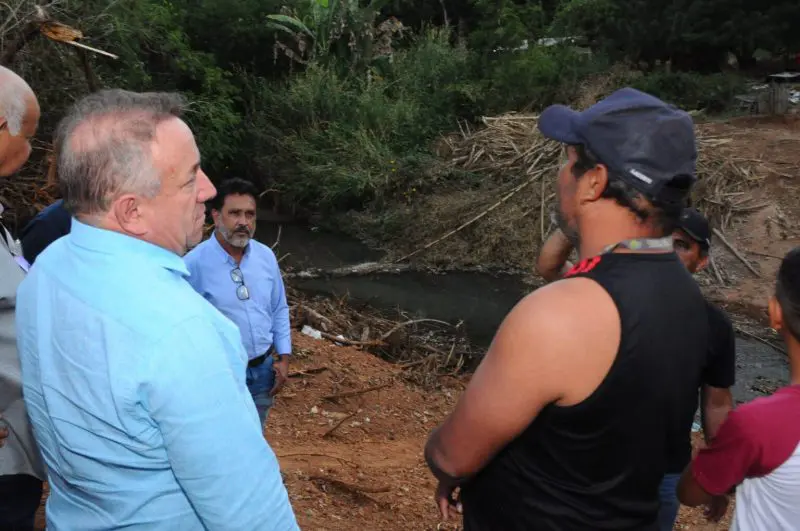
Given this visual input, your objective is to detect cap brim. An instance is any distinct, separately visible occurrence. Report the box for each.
[538,104,582,144]
[679,225,710,248]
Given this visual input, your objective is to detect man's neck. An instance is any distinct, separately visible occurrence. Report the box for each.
[577,210,668,259]
[215,230,245,263]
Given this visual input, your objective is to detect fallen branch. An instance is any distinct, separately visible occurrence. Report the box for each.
[299,305,333,331]
[399,354,436,369]
[712,228,761,278]
[309,474,390,494]
[380,318,451,341]
[393,159,548,263]
[288,366,329,378]
[276,452,359,467]
[61,39,118,59]
[285,262,521,281]
[322,382,392,401]
[322,411,357,438]
[734,326,786,356]
[746,250,783,260]
[708,253,725,285]
[286,261,413,280]
[320,331,387,348]
[271,225,282,249]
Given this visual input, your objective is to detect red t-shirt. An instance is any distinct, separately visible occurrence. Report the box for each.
[692,385,800,530]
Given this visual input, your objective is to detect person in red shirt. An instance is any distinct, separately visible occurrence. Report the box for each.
[678,246,800,530]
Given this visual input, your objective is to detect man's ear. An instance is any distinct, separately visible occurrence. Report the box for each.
[580,164,609,203]
[769,295,783,332]
[696,254,710,273]
[111,194,147,236]
[0,117,7,132]
[211,208,220,225]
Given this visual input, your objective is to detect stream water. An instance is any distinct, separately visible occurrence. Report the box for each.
[259,222,789,405]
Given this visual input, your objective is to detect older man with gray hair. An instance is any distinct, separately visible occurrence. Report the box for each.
[16,89,298,530]
[0,65,45,531]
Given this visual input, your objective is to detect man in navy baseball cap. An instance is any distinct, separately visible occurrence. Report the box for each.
[539,87,697,211]
[426,88,710,530]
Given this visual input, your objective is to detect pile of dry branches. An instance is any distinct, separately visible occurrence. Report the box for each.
[383,113,767,269]
[287,286,474,388]
[692,129,771,230]
[446,114,764,235]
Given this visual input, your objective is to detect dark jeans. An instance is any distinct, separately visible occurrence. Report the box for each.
[657,473,681,531]
[0,474,42,531]
[246,359,276,426]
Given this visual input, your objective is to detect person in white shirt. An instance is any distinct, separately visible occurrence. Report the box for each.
[678,246,800,530]
[0,65,45,530]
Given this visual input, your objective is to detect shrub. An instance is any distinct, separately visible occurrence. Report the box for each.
[628,71,747,112]
[481,46,611,113]
[245,28,482,211]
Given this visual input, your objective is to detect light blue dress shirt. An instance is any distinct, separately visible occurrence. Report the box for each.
[184,234,292,361]
[15,220,298,531]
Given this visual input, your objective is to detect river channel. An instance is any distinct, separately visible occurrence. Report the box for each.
[259,222,789,406]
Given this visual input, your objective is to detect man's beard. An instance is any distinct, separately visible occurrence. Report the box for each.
[555,206,580,247]
[219,224,253,248]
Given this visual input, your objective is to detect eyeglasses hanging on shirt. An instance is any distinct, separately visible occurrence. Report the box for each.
[229,267,250,301]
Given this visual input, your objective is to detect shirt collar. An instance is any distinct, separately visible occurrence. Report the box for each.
[210,230,249,266]
[69,219,189,276]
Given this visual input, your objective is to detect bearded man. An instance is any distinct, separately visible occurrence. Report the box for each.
[185,178,291,427]
[424,88,709,530]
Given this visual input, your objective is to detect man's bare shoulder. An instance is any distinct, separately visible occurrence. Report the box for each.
[491,277,621,378]
[510,277,617,333]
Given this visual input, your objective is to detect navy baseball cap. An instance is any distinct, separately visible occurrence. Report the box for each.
[538,87,697,205]
[678,207,711,250]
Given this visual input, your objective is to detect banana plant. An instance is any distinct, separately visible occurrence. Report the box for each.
[267,0,391,67]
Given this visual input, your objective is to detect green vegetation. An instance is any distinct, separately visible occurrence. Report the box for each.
[3,0,798,218]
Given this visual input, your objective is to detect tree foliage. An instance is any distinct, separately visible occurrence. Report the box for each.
[0,0,796,219]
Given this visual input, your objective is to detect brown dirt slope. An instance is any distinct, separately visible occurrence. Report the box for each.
[700,116,800,321]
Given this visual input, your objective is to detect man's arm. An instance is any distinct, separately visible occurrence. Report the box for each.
[700,307,736,443]
[425,277,620,485]
[146,317,298,530]
[536,229,574,282]
[269,252,291,356]
[700,385,733,443]
[678,409,757,508]
[268,252,291,394]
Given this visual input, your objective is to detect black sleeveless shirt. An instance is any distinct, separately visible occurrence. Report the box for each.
[461,252,709,531]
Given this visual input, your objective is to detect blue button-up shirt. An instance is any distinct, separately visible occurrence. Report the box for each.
[16,220,298,531]
[184,234,292,362]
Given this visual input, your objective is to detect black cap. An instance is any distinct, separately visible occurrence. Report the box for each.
[678,208,711,250]
[538,87,697,205]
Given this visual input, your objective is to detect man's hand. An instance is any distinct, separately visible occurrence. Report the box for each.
[536,228,575,282]
[705,495,729,522]
[0,414,7,448]
[434,482,462,520]
[270,355,290,396]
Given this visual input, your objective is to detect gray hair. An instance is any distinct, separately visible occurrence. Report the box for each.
[0,66,34,135]
[55,89,187,216]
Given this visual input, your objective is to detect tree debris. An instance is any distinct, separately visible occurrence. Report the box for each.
[322,411,357,438]
[322,382,392,402]
[713,228,761,278]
